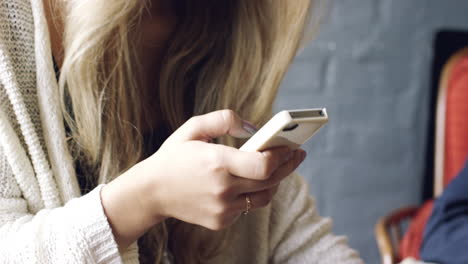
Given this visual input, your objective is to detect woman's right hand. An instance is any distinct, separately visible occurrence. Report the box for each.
[101,110,306,251]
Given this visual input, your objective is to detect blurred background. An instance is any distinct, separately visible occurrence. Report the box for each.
[275,0,468,263]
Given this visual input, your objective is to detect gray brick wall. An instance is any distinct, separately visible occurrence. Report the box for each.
[276,0,468,263]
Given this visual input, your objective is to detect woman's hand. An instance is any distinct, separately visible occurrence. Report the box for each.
[141,109,307,228]
[101,110,306,250]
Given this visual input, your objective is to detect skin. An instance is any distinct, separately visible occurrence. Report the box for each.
[44,0,307,252]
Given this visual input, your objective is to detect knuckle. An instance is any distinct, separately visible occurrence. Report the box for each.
[209,218,228,231]
[212,181,228,198]
[211,225,223,231]
[218,184,236,199]
[221,109,237,123]
[211,178,235,200]
[225,184,237,197]
[207,148,225,172]
[207,221,222,231]
[212,201,228,216]
[220,109,239,129]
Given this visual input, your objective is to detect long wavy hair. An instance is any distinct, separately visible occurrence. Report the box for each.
[57,0,322,263]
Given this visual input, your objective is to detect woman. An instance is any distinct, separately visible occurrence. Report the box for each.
[0,0,363,263]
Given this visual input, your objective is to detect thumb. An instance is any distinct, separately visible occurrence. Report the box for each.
[177,110,258,141]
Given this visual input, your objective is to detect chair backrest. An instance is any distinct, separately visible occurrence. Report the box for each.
[434,48,468,197]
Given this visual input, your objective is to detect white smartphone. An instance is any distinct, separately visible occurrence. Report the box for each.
[239,108,328,152]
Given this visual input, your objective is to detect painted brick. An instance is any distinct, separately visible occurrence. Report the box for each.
[276,0,468,263]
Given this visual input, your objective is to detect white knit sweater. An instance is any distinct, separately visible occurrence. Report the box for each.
[0,0,364,263]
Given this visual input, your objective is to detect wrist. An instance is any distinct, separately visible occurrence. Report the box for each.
[100,163,166,250]
[131,160,168,224]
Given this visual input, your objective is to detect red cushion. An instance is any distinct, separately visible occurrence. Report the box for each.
[444,56,468,186]
[399,200,434,260]
[399,53,468,260]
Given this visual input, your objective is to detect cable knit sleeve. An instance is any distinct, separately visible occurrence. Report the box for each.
[0,173,123,263]
[268,172,363,264]
[0,94,129,262]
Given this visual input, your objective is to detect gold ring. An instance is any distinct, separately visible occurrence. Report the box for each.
[243,194,252,215]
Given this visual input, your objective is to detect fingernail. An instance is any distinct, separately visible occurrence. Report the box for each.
[242,120,258,136]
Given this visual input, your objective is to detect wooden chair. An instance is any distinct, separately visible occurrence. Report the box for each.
[375,206,419,264]
[374,47,468,264]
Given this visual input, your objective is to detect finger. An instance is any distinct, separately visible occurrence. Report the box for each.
[213,144,293,180]
[175,109,257,142]
[231,185,281,212]
[234,149,306,193]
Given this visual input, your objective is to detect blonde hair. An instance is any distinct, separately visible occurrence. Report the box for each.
[58,0,320,263]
